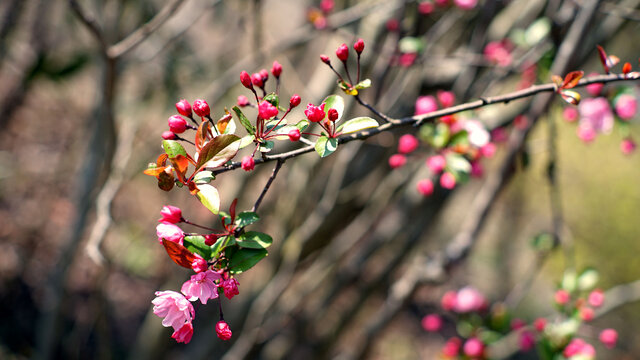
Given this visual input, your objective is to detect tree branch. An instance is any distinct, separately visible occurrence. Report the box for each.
[251,159,284,213]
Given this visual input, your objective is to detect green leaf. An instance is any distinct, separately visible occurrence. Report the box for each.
[445,153,471,183]
[448,130,469,147]
[238,135,254,149]
[418,123,434,142]
[229,248,268,274]
[315,136,338,157]
[432,123,450,149]
[531,232,554,251]
[162,140,188,159]
[263,93,279,108]
[265,120,285,132]
[222,118,237,134]
[398,36,424,54]
[337,117,378,134]
[237,231,272,249]
[196,134,241,170]
[193,170,215,184]
[296,119,310,131]
[354,79,371,90]
[183,235,213,260]
[323,95,345,123]
[195,184,220,214]
[232,106,256,136]
[258,140,274,153]
[525,17,551,46]
[235,211,260,227]
[211,236,235,258]
[577,268,599,291]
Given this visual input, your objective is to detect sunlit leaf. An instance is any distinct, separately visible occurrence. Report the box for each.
[162,239,196,269]
[264,93,279,108]
[560,90,581,105]
[354,79,371,90]
[315,136,338,157]
[323,95,345,123]
[232,106,256,135]
[229,248,268,274]
[561,70,583,89]
[524,17,551,46]
[336,117,378,134]
[195,183,220,214]
[235,211,259,228]
[296,119,310,131]
[237,231,272,249]
[162,140,188,159]
[183,235,213,260]
[193,170,214,184]
[258,140,274,153]
[170,155,190,182]
[196,134,240,170]
[238,135,254,149]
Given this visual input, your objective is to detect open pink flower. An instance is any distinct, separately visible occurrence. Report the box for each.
[171,322,193,344]
[579,97,614,134]
[152,290,195,330]
[181,270,221,304]
[156,222,184,245]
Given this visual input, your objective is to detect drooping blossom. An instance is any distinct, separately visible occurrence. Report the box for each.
[171,322,193,344]
[241,156,255,171]
[421,314,442,332]
[415,95,438,115]
[615,93,637,119]
[389,154,407,169]
[417,179,434,196]
[578,97,614,134]
[152,290,195,330]
[159,205,182,224]
[181,270,221,304]
[305,103,326,122]
[156,222,184,245]
[599,328,618,349]
[240,71,253,89]
[221,278,240,299]
[216,320,233,340]
[258,101,279,120]
[398,134,419,154]
[162,131,177,140]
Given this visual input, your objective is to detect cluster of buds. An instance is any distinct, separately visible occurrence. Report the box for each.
[162,98,216,141]
[319,39,371,96]
[307,0,335,29]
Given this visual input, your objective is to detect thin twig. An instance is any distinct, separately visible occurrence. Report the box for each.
[68,0,107,51]
[251,159,284,213]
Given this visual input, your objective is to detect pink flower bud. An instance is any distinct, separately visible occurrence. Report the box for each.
[328,108,339,121]
[471,161,484,178]
[484,40,512,67]
[588,289,604,308]
[216,320,232,341]
[440,172,456,190]
[442,337,461,357]
[193,99,210,117]
[258,100,279,120]
[586,73,604,96]
[259,69,269,83]
[398,134,419,154]
[564,338,595,358]
[563,107,579,122]
[175,99,192,117]
[554,289,570,305]
[481,142,496,158]
[455,0,477,10]
[579,306,594,321]
[353,38,365,54]
[304,103,326,123]
[159,205,183,224]
[463,337,484,358]
[421,314,442,332]
[288,129,301,142]
[289,94,301,108]
[415,95,438,115]
[156,222,184,245]
[320,54,331,64]
[454,287,485,313]
[241,156,255,171]
[417,179,434,196]
[336,43,349,62]
[240,71,253,89]
[171,322,193,344]
[222,278,240,299]
[621,138,636,155]
[418,1,435,14]
[204,234,218,246]
[615,93,637,119]
[534,318,546,332]
[237,95,250,107]
[386,19,399,31]
[271,61,282,78]
[437,90,455,108]
[251,73,263,88]
[162,131,177,140]
[599,328,618,349]
[577,123,596,143]
[320,0,334,13]
[191,254,208,273]
[168,115,188,134]
[427,155,446,173]
[441,290,457,311]
[519,330,536,352]
[511,318,526,330]
[388,154,407,169]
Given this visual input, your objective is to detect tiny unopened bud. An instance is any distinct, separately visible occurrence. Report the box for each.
[191,255,208,273]
[328,108,339,121]
[579,306,594,321]
[320,54,331,64]
[288,129,301,142]
[204,234,218,246]
[534,318,546,332]
[251,73,263,88]
[398,134,419,154]
[237,95,250,107]
[241,156,255,171]
[440,172,456,190]
[215,321,232,341]
[289,94,301,108]
[240,71,253,89]
[388,154,407,169]
[271,61,282,78]
[336,43,349,62]
[193,99,210,117]
[463,337,484,358]
[354,38,365,54]
[259,69,269,82]
[416,179,434,196]
[175,99,192,117]
[320,0,334,13]
[162,131,177,140]
[168,115,188,134]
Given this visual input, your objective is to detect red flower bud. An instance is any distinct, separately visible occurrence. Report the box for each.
[240,71,253,89]
[353,38,365,54]
[215,320,232,341]
[159,205,183,223]
[304,103,326,123]
[175,99,192,117]
[328,108,339,121]
[259,69,269,82]
[320,54,331,64]
[258,101,279,120]
[193,99,210,117]
[336,43,349,62]
[241,156,255,171]
[320,0,334,13]
[237,95,250,107]
[204,234,218,246]
[271,61,282,78]
[288,128,301,142]
[388,154,407,169]
[251,73,263,88]
[168,115,188,134]
[162,131,177,140]
[289,94,301,108]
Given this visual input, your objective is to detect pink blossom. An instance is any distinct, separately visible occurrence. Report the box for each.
[441,290,457,311]
[168,115,188,134]
[193,99,210,117]
[258,101,279,120]
[156,222,184,245]
[599,328,618,349]
[471,161,483,178]
[426,155,446,173]
[417,179,434,196]
[162,131,177,140]
[615,93,637,119]
[484,40,512,67]
[464,120,490,147]
[175,99,192,117]
[418,1,435,15]
[388,154,407,169]
[216,320,233,340]
[353,38,365,54]
[454,286,485,313]
[415,95,438,115]
[159,205,182,224]
[171,322,193,344]
[241,156,255,171]
[221,278,240,299]
[588,289,604,308]
[585,73,604,96]
[442,337,461,357]
[398,52,418,67]
[251,73,263,88]
[437,90,456,108]
[463,337,484,357]
[237,95,250,107]
[564,338,596,358]
[621,138,636,155]
[491,127,508,143]
[271,61,282,78]
[563,107,579,122]
[191,253,208,273]
[480,142,496,158]
[288,129,301,142]
[554,289,570,305]
[579,306,594,321]
[440,172,456,190]
[398,134,419,154]
[534,318,546,332]
[511,318,525,330]
[328,108,339,122]
[289,94,301,108]
[579,97,614,134]
[519,330,536,352]
[240,71,252,89]
[152,290,195,330]
[454,0,477,10]
[421,314,442,332]
[305,103,326,122]
[181,270,221,304]
[320,0,334,13]
[577,123,596,143]
[336,43,349,62]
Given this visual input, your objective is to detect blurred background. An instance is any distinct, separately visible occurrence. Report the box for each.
[0,0,639,359]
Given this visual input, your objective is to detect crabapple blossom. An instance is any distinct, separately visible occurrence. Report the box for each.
[288,129,301,142]
[437,90,455,107]
[258,101,279,120]
[193,99,210,117]
[171,322,193,344]
[534,318,547,332]
[564,338,595,358]
[588,289,604,307]
[305,103,326,122]
[159,205,182,224]
[554,289,570,305]
[156,222,184,245]
[417,179,434,196]
[454,0,477,10]
[240,71,253,89]
[463,337,484,357]
[519,330,536,351]
[388,154,407,169]
[251,73,263,88]
[191,254,208,273]
[579,97,614,134]
[441,290,457,311]
[241,156,255,171]
[453,286,485,313]
[175,99,192,117]
[237,95,249,107]
[577,123,596,143]
[418,1,435,15]
[397,134,419,154]
[162,131,177,140]
[221,278,240,299]
[599,328,618,349]
[480,143,496,158]
[216,320,233,340]
[328,108,339,121]
[271,61,282,78]
[440,172,456,190]
[152,290,195,330]
[427,155,446,173]
[585,73,603,96]
[353,38,365,54]
[621,138,636,155]
[484,40,512,67]
[563,106,579,122]
[168,115,188,134]
[181,270,221,304]
[579,306,594,321]
[289,94,301,108]
[336,43,349,62]
[615,93,637,119]
[415,95,438,115]
[421,314,442,332]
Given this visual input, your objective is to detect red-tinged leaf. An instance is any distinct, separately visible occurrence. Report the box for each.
[170,155,190,183]
[144,166,167,177]
[562,71,584,89]
[162,239,196,268]
[623,62,632,75]
[597,45,610,74]
[229,198,237,223]
[217,111,232,134]
[157,153,169,166]
[196,121,211,152]
[195,134,240,171]
[560,90,581,105]
[158,171,175,191]
[551,75,563,87]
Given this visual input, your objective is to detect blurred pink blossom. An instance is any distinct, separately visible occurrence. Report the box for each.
[615,94,637,119]
[156,222,184,245]
[454,286,485,313]
[599,328,618,349]
[579,97,614,134]
[484,40,512,67]
[415,95,438,115]
[421,314,442,332]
